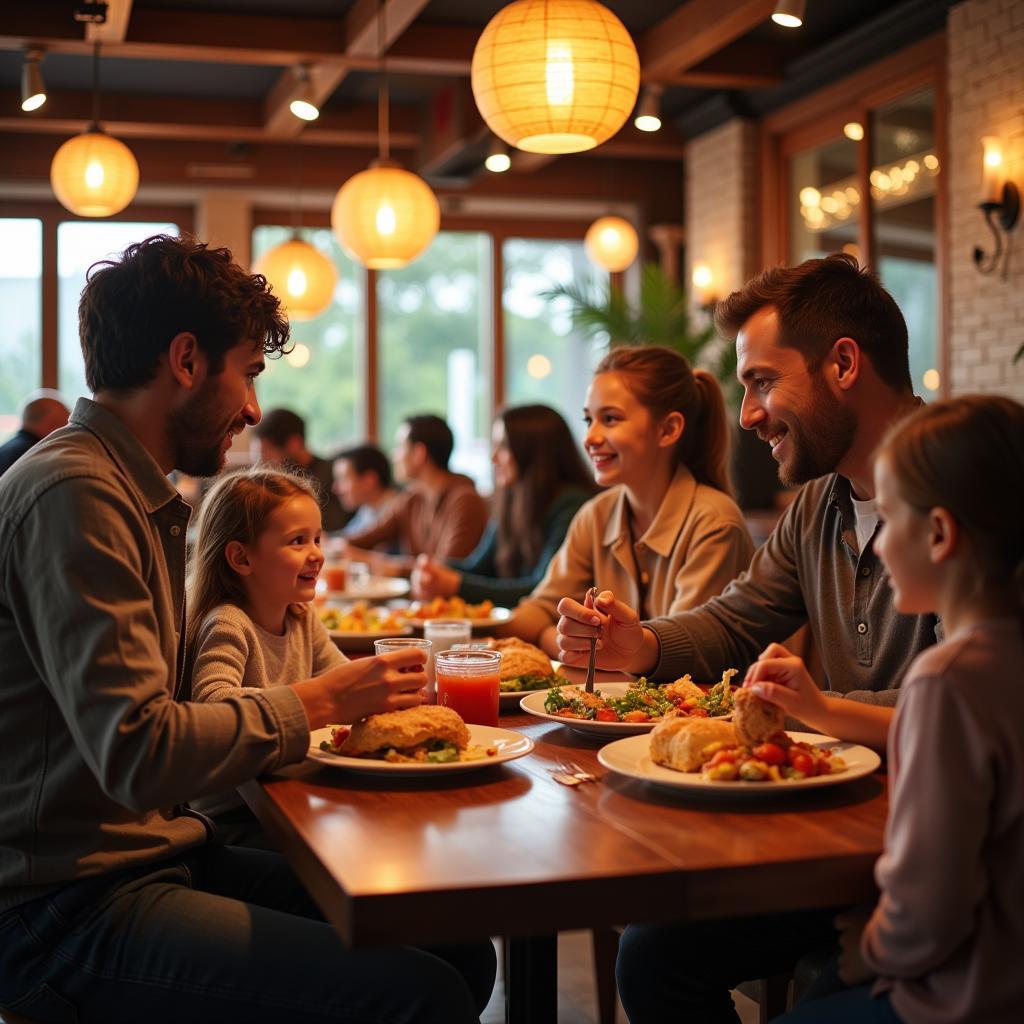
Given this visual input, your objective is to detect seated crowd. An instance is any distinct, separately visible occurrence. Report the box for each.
[0,233,1020,1024]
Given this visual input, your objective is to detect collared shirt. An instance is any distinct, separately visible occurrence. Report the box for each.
[512,465,754,645]
[0,398,309,911]
[647,473,940,700]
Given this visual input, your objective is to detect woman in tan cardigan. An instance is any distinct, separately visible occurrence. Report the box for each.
[509,345,754,658]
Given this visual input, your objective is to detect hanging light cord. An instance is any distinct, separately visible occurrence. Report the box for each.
[91,41,101,130]
[377,0,389,161]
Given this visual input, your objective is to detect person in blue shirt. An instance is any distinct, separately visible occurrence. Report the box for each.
[412,404,597,606]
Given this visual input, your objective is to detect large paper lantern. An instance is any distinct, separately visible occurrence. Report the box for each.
[253,237,337,321]
[471,0,640,155]
[50,128,139,217]
[585,216,638,272]
[331,160,440,270]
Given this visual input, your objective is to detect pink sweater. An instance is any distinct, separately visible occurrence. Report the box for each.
[862,617,1024,1024]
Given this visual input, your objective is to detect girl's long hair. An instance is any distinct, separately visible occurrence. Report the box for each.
[879,395,1024,615]
[494,404,597,577]
[185,466,321,659]
[595,345,733,495]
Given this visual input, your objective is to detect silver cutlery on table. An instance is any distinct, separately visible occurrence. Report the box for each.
[548,760,597,786]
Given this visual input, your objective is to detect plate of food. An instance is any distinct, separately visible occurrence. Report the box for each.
[316,603,412,651]
[308,705,534,775]
[322,576,410,602]
[482,638,570,706]
[597,689,881,792]
[392,596,514,630]
[519,671,739,736]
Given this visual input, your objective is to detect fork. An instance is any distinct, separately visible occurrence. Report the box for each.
[559,759,597,783]
[583,586,599,694]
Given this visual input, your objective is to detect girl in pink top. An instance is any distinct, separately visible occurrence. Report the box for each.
[748,395,1024,1024]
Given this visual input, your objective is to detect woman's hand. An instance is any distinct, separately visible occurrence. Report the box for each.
[411,554,461,600]
[743,643,829,726]
[836,907,876,985]
[294,648,426,727]
[555,590,647,672]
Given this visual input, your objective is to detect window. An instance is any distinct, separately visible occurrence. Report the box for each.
[0,219,43,444]
[58,220,178,403]
[377,231,492,491]
[503,238,608,443]
[251,226,363,454]
[789,138,861,264]
[871,88,939,396]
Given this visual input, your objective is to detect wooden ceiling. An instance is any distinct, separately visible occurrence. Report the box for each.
[0,0,948,221]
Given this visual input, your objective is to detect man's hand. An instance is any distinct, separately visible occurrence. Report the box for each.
[411,554,460,600]
[555,590,648,672]
[836,907,876,986]
[294,648,426,727]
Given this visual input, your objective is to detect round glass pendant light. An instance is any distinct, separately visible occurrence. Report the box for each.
[50,129,139,217]
[585,216,638,272]
[331,159,440,270]
[471,0,640,155]
[253,237,337,321]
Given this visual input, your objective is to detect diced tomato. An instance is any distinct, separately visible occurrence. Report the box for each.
[595,708,618,722]
[330,725,351,747]
[752,742,786,766]
[687,707,709,718]
[789,751,814,775]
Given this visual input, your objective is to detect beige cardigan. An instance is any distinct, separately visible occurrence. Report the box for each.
[511,464,754,650]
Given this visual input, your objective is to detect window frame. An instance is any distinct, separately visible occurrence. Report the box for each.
[758,33,948,396]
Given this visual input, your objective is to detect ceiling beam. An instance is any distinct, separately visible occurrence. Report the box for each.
[262,0,430,139]
[639,0,778,80]
[0,89,420,148]
[659,41,787,89]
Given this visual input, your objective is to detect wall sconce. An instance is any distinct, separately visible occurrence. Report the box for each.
[973,136,1019,277]
[692,263,716,312]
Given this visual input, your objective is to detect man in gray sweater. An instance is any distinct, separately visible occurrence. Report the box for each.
[0,235,494,1023]
[556,253,936,1022]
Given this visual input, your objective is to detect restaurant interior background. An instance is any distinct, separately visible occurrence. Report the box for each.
[1,0,1021,503]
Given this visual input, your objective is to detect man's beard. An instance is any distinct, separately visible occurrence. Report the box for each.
[168,378,238,477]
[777,378,857,487]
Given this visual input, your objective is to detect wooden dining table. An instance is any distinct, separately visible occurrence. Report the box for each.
[239,681,887,1024]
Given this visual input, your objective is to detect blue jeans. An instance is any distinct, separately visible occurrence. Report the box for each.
[771,957,901,1023]
[0,845,496,1024]
[616,909,840,1023]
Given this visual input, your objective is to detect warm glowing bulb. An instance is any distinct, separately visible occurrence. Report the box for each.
[286,267,308,298]
[485,151,511,173]
[634,114,661,132]
[922,368,940,392]
[85,161,105,188]
[22,92,45,112]
[527,354,552,379]
[843,121,864,141]
[286,343,311,368]
[546,42,575,105]
[772,13,802,27]
[376,204,397,236]
[289,98,319,121]
[799,186,821,207]
[692,264,713,291]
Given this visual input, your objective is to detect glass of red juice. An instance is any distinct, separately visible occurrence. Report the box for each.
[434,649,501,727]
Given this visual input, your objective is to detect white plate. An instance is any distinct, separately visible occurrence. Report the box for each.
[401,607,514,631]
[597,731,882,793]
[326,577,410,602]
[307,724,534,775]
[520,682,674,736]
[499,677,569,707]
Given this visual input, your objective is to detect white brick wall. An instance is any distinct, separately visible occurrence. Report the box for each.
[949,0,1024,400]
[684,119,757,317]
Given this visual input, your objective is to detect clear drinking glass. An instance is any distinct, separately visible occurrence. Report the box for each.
[434,649,501,727]
[374,637,433,700]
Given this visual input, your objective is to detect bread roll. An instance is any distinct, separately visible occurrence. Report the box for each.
[649,716,736,772]
[732,688,786,747]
